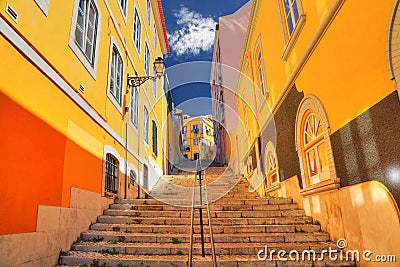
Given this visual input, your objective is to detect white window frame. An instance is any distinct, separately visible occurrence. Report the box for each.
[69,0,101,79]
[143,105,149,144]
[302,113,330,185]
[34,0,50,16]
[152,67,157,98]
[133,8,141,55]
[117,0,128,21]
[144,42,150,76]
[130,87,139,129]
[193,138,199,146]
[146,0,151,25]
[106,37,125,113]
[264,142,280,189]
[295,95,339,195]
[153,24,157,49]
[276,0,306,60]
[152,120,158,157]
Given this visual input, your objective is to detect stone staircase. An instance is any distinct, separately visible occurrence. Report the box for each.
[58,168,355,267]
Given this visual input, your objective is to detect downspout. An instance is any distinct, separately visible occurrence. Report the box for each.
[246,51,262,183]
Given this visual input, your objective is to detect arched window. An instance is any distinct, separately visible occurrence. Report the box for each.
[264,142,279,187]
[295,95,338,190]
[387,0,400,86]
[254,40,267,96]
[301,112,329,185]
[105,153,119,194]
[129,170,136,186]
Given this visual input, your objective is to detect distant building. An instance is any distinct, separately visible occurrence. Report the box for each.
[210,1,252,166]
[182,115,215,161]
[167,107,184,173]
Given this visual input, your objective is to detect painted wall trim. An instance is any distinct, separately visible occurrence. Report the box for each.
[0,16,143,163]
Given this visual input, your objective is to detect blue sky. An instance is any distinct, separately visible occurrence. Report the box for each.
[161,0,249,116]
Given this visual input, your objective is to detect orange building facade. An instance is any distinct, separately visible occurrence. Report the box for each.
[182,115,215,161]
[229,0,400,265]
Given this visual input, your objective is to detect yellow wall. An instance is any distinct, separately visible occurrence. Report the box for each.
[240,0,396,138]
[233,1,400,265]
[182,116,215,160]
[0,0,169,235]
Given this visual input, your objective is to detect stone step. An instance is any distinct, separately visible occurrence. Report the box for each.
[97,215,313,225]
[102,209,306,218]
[70,240,335,256]
[59,252,356,267]
[214,198,293,205]
[90,223,321,234]
[115,198,164,205]
[80,231,329,244]
[114,197,289,206]
[110,203,300,212]
[110,203,191,211]
[59,169,341,267]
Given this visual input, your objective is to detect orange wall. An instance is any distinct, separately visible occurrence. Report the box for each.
[61,138,103,207]
[0,92,64,234]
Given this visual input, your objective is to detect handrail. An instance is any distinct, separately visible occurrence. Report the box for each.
[203,167,217,267]
[188,159,217,267]
[188,160,199,267]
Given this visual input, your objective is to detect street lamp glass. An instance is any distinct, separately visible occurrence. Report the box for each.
[153,57,165,76]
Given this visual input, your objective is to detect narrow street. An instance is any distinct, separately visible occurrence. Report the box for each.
[0,0,399,266]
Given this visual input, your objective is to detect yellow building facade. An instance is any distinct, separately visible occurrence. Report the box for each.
[182,115,215,161]
[0,0,169,265]
[231,0,400,265]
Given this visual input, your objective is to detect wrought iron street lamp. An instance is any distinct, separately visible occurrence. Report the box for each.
[124,57,165,199]
[127,57,165,87]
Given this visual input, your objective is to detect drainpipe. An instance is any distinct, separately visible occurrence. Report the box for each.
[137,88,141,199]
[124,109,128,199]
[246,51,262,184]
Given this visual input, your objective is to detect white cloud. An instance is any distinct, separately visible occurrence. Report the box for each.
[168,7,216,56]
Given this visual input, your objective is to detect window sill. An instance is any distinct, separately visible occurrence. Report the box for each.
[104,191,117,199]
[107,95,123,115]
[116,4,128,24]
[300,179,340,197]
[68,41,98,79]
[281,14,306,61]
[142,140,149,148]
[129,122,139,135]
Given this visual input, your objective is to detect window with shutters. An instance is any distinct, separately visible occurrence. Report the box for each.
[130,87,139,128]
[118,0,127,17]
[108,44,124,107]
[144,42,150,76]
[152,120,158,156]
[129,170,136,186]
[146,0,151,24]
[74,0,98,65]
[133,9,141,54]
[69,0,100,77]
[143,106,149,143]
[277,0,306,60]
